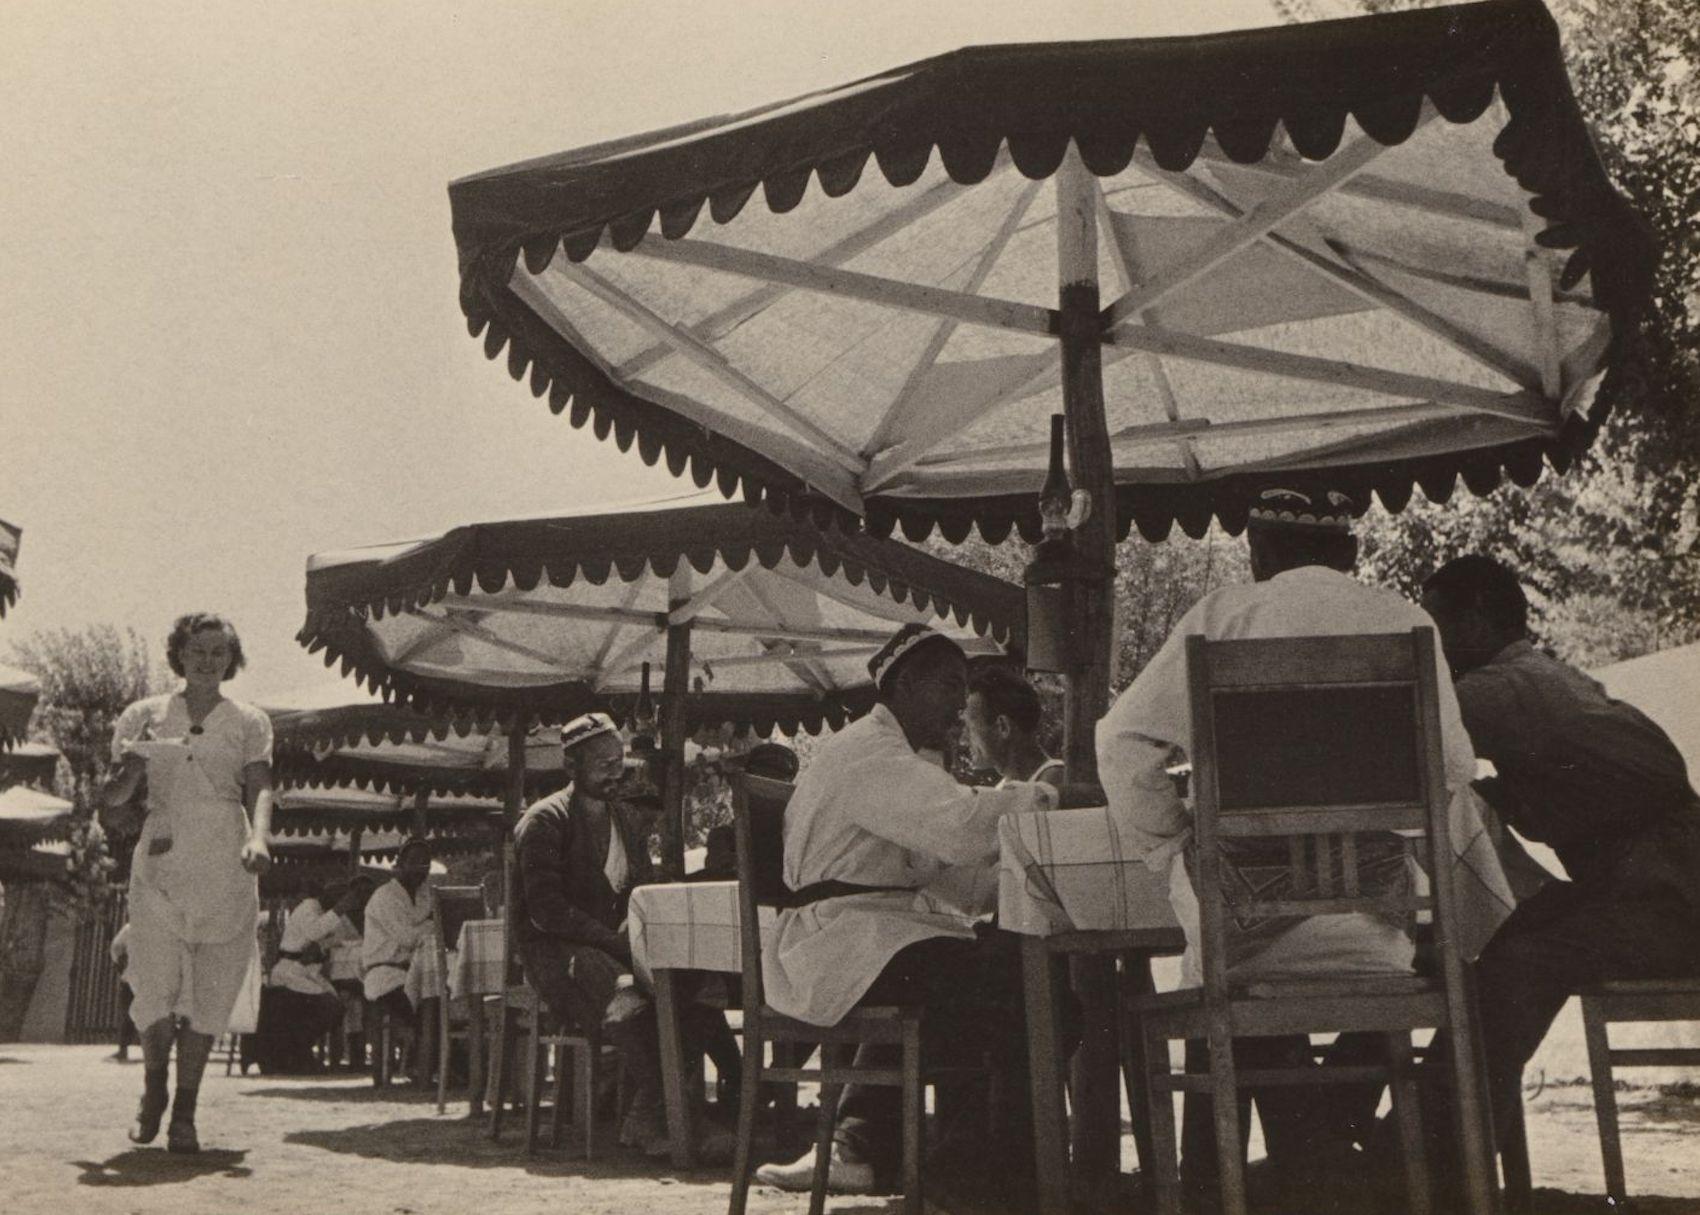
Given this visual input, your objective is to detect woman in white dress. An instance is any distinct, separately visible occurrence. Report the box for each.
[101,613,274,1153]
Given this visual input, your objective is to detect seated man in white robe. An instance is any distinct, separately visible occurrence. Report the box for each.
[757,624,1062,1204]
[361,838,436,1077]
[1096,486,1485,1198]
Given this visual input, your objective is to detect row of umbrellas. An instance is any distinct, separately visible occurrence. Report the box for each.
[274,0,1650,879]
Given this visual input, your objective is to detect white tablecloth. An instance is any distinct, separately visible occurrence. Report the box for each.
[404,917,506,1005]
[627,880,775,986]
[998,806,1181,937]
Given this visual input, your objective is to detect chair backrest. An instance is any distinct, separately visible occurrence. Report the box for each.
[729,770,796,1013]
[429,886,487,1000]
[1185,628,1460,996]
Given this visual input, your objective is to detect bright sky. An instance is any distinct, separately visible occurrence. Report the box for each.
[2,0,1278,706]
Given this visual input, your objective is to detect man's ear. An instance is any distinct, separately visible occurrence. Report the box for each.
[995,714,1015,742]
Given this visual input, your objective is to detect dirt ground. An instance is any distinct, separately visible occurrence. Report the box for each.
[3,1044,1699,1215]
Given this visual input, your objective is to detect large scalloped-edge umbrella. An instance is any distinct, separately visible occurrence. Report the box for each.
[297,492,1023,872]
[271,783,501,845]
[450,0,1652,792]
[1,664,40,752]
[0,519,19,618]
[0,782,73,844]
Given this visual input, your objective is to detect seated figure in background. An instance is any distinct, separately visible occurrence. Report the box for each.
[963,663,1063,789]
[1422,555,1700,1145]
[362,838,436,1077]
[514,712,730,1154]
[258,878,361,1073]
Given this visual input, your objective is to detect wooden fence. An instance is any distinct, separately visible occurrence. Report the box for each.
[63,893,126,1044]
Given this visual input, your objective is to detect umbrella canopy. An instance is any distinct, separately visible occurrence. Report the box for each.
[269,702,570,798]
[0,782,74,843]
[0,741,61,789]
[450,0,1651,544]
[271,782,504,840]
[297,493,1024,733]
[1592,642,1700,779]
[1,664,40,751]
[0,518,18,617]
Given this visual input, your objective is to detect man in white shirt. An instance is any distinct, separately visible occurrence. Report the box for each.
[361,838,435,1075]
[1096,486,1491,1198]
[258,881,359,1073]
[963,663,1064,789]
[757,624,1060,1202]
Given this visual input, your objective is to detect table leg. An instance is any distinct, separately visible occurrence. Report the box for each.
[1023,936,1071,1215]
[654,969,696,1168]
[468,995,487,1118]
[1070,952,1120,1185]
[1119,954,1158,1173]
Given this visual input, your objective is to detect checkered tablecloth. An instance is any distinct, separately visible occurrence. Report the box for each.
[403,917,506,1005]
[998,807,1181,937]
[627,880,775,987]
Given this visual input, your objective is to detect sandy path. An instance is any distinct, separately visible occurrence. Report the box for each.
[2,1044,1697,1214]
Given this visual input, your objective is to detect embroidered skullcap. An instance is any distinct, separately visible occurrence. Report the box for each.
[559,711,620,752]
[867,623,964,693]
[1246,486,1361,532]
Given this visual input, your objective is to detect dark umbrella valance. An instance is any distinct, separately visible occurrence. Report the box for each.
[297,495,1021,731]
[271,785,503,839]
[450,0,1653,544]
[0,519,19,618]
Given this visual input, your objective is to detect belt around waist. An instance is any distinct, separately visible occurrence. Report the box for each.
[780,879,917,911]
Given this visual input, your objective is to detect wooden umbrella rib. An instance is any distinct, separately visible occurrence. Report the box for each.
[666,566,752,625]
[542,260,868,474]
[1131,152,1540,390]
[740,573,836,694]
[1101,325,1552,424]
[589,574,652,671]
[408,607,582,675]
[621,234,1057,339]
[1519,201,1563,398]
[612,166,995,380]
[861,175,1047,461]
[1093,177,1202,480]
[1102,108,1437,331]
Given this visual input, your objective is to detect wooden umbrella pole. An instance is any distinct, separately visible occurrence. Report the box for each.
[348,828,363,875]
[657,606,693,880]
[411,787,429,838]
[1054,145,1123,1202]
[1056,147,1117,784]
[502,724,527,984]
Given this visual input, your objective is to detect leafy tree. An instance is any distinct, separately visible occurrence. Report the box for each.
[0,625,162,1039]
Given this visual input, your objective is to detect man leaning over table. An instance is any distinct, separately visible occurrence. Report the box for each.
[362,837,437,1080]
[1420,555,1700,1153]
[1096,486,1505,1203]
[756,623,1064,1208]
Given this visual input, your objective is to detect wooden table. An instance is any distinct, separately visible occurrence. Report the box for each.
[627,881,775,1167]
[998,807,1186,1214]
[408,917,506,1114]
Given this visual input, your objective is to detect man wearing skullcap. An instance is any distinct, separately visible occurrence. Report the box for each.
[1096,487,1513,1201]
[755,623,1060,1202]
[362,837,437,1080]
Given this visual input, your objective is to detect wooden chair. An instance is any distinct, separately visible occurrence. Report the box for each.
[1130,629,1498,1215]
[727,771,967,1215]
[1545,979,1700,1207]
[430,885,490,1114]
[485,917,622,1157]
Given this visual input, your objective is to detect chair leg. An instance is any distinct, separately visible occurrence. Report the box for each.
[1205,1022,1247,1215]
[1499,1082,1533,1215]
[437,995,451,1114]
[581,1041,598,1161]
[1447,974,1500,1215]
[550,1041,571,1151]
[375,1011,392,1088]
[1582,997,1628,1206]
[1144,1021,1182,1215]
[1119,955,1160,1174]
[728,1028,765,1215]
[1386,1030,1432,1215]
[810,1043,847,1215]
[488,1005,511,1140]
[525,1018,545,1155]
[902,1022,924,1215]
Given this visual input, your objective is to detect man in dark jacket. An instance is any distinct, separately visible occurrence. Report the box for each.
[1422,556,1700,1139]
[513,712,665,1146]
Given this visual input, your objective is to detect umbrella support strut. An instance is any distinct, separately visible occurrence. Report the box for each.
[657,609,692,880]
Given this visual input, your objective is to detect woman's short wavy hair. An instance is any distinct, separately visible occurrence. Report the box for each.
[166,613,246,680]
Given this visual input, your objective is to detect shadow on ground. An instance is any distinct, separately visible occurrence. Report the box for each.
[242,1081,445,1104]
[73,1148,251,1187]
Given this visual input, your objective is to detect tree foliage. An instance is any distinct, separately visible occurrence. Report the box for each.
[9,624,164,903]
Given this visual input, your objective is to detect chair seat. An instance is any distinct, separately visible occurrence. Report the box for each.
[755,1002,923,1046]
[1132,980,1447,1037]
[1585,977,1700,997]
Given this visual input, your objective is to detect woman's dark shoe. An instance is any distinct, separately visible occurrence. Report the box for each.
[166,1118,200,1154]
[166,1086,201,1153]
[129,1069,170,1144]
